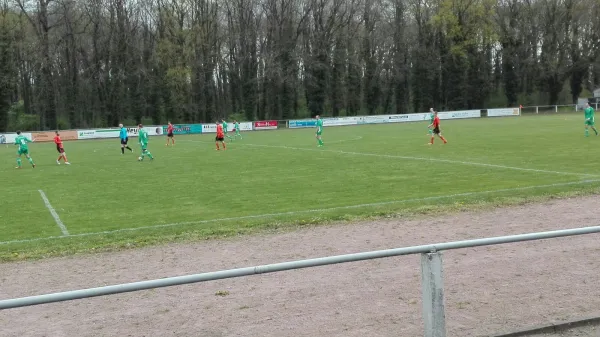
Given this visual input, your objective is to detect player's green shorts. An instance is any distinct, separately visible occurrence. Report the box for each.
[586,120,595,126]
[140,144,148,151]
[17,148,28,156]
[316,129,323,136]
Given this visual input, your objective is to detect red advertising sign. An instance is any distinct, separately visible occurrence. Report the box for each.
[254,120,278,130]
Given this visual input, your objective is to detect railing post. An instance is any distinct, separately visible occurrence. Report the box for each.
[536,106,539,114]
[555,105,558,113]
[421,252,446,337]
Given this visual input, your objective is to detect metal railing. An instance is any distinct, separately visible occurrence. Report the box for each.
[2,225,600,336]
[520,103,599,114]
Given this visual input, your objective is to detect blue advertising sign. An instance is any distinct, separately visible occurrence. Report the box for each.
[289,120,316,128]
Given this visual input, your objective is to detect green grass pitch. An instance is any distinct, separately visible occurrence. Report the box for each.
[1,113,599,261]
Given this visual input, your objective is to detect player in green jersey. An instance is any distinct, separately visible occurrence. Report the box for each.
[14,131,36,169]
[427,108,435,136]
[222,119,233,141]
[137,124,154,161]
[233,120,242,140]
[584,102,598,137]
[315,115,324,147]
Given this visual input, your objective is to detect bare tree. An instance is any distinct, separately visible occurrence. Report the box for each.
[0,0,16,131]
[0,0,595,130]
[16,0,59,129]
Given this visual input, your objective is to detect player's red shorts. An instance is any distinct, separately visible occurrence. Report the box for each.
[56,145,64,153]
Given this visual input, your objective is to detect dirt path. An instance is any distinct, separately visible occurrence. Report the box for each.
[2,197,600,337]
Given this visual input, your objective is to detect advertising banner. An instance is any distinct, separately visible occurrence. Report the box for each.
[387,113,432,123]
[438,110,481,119]
[30,131,56,142]
[323,117,359,126]
[77,127,162,140]
[409,113,430,122]
[126,127,163,137]
[239,122,253,131]
[126,127,139,137]
[58,130,78,141]
[487,108,520,117]
[289,117,358,128]
[387,114,411,123]
[29,130,77,142]
[162,124,203,135]
[0,133,33,144]
[77,129,119,139]
[202,124,217,133]
[361,116,390,124]
[201,122,252,133]
[289,120,316,128]
[146,127,163,136]
[254,120,278,130]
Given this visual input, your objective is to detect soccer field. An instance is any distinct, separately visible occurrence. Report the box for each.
[1,113,599,261]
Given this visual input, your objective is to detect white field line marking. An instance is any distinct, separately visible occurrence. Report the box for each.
[38,190,69,236]
[2,179,599,246]
[234,142,599,178]
[186,138,597,178]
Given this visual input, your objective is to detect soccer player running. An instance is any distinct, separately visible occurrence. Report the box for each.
[215,120,227,150]
[138,124,154,161]
[54,131,70,165]
[119,123,133,154]
[166,121,175,146]
[315,115,324,147]
[584,102,598,137]
[233,120,243,140]
[427,108,435,136]
[222,119,233,141]
[428,111,448,145]
[14,131,35,169]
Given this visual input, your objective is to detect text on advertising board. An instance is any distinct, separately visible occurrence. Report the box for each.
[254,120,278,130]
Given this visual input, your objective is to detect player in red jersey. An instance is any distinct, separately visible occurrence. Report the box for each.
[215,120,226,150]
[428,111,447,145]
[166,121,175,146]
[54,131,71,165]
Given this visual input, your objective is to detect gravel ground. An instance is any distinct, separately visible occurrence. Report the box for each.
[2,197,600,337]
